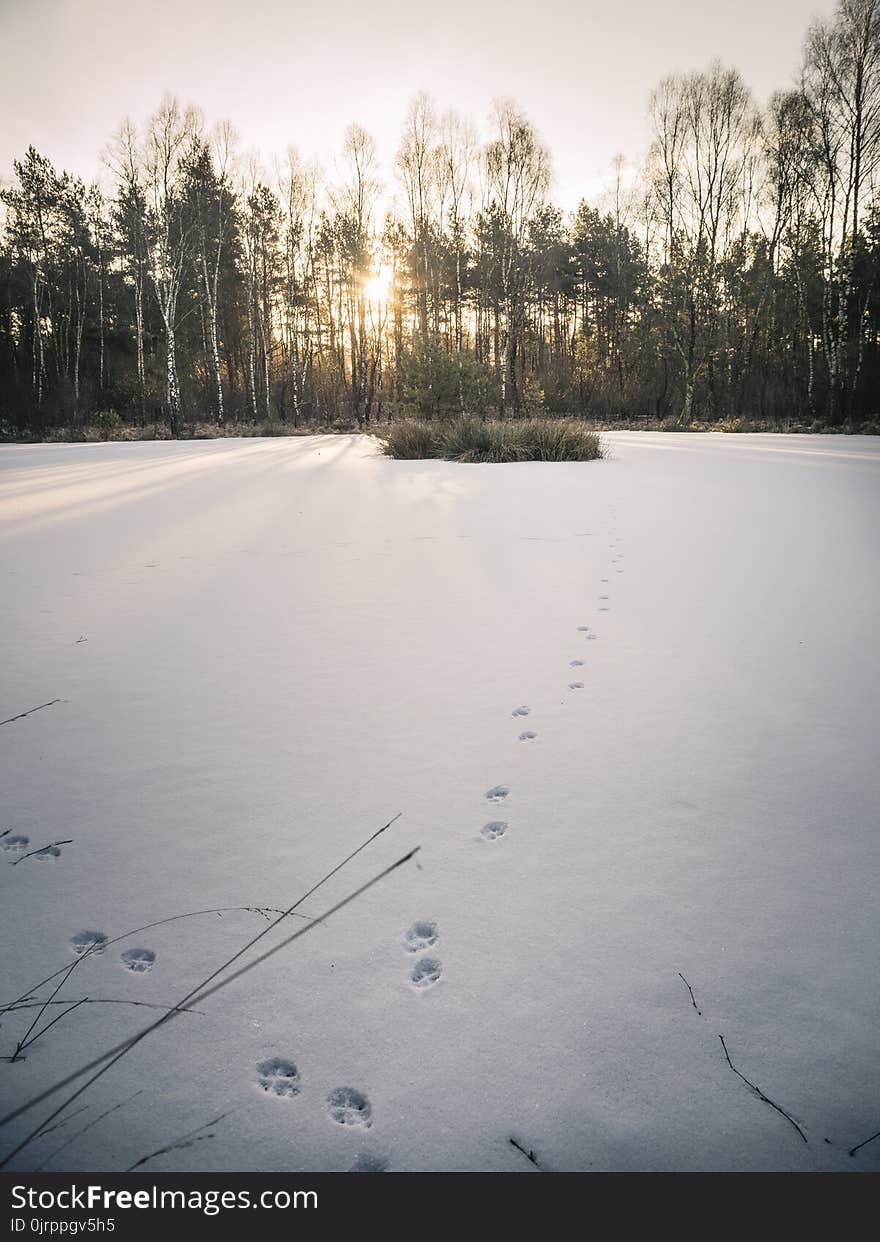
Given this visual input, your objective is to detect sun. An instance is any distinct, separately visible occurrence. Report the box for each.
[364,264,393,307]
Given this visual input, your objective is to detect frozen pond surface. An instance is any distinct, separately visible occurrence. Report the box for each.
[1,431,878,1172]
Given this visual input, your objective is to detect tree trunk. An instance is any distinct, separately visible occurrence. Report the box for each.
[166,324,181,437]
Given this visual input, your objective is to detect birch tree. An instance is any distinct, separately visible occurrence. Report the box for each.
[483,101,550,411]
[436,110,476,408]
[279,151,320,424]
[650,64,756,419]
[143,97,197,434]
[804,0,880,419]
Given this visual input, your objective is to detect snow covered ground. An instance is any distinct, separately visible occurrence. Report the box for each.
[1,431,878,1173]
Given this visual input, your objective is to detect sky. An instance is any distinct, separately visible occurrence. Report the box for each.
[0,0,837,210]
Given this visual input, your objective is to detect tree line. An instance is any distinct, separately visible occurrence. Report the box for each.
[1,0,879,434]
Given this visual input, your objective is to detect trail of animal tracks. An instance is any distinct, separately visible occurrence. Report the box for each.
[1,431,879,1171]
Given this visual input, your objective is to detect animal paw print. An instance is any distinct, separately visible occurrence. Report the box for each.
[403,921,438,953]
[410,957,442,990]
[121,948,155,973]
[70,931,108,956]
[327,1087,372,1128]
[256,1057,300,1098]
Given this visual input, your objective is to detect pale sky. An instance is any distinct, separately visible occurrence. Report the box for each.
[0,0,836,209]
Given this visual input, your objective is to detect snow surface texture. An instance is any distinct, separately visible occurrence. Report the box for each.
[1,431,879,1173]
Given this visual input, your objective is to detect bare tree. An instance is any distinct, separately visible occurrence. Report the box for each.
[804,0,880,418]
[483,101,550,411]
[331,124,381,423]
[397,94,439,343]
[650,64,757,419]
[86,184,109,395]
[278,150,320,424]
[142,96,198,434]
[436,110,476,408]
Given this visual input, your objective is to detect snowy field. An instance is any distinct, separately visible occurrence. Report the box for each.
[1,430,879,1173]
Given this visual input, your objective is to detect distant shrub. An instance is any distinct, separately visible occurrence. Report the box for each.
[187,420,342,439]
[89,409,123,434]
[200,421,291,438]
[396,342,499,417]
[521,376,546,417]
[259,422,293,437]
[7,418,370,443]
[136,423,174,440]
[21,422,172,443]
[378,417,604,463]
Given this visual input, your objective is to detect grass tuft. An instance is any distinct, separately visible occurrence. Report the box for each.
[378,417,604,463]
[375,419,442,459]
